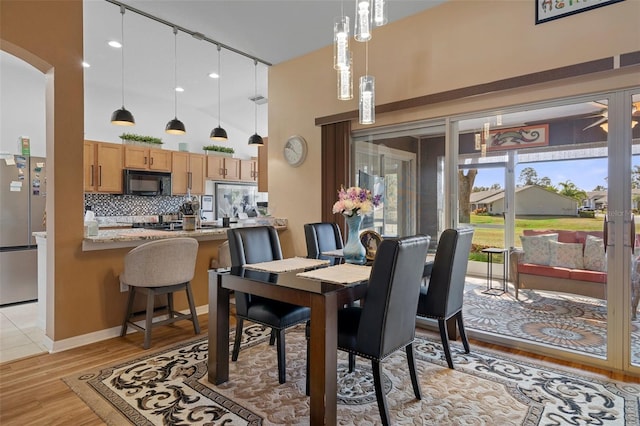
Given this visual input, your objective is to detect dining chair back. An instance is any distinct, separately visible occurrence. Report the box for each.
[119,237,200,349]
[416,227,474,369]
[304,222,343,263]
[318,235,430,425]
[226,226,310,384]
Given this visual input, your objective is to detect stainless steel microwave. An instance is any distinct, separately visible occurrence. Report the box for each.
[123,170,172,196]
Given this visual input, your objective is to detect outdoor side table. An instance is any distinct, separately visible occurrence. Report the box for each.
[482,247,508,295]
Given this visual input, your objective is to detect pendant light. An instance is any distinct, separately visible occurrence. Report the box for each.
[354,0,372,42]
[210,45,228,141]
[373,0,387,27]
[111,6,135,126]
[334,15,349,70]
[359,42,375,124]
[165,26,186,135]
[248,60,264,146]
[337,50,353,100]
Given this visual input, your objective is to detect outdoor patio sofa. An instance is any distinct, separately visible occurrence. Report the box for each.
[509,229,607,301]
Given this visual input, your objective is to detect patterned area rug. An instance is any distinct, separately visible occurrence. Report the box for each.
[64,324,640,425]
[463,283,640,361]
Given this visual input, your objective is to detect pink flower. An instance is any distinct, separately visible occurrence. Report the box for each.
[332,185,381,217]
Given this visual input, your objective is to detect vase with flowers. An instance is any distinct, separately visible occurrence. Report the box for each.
[332,185,382,264]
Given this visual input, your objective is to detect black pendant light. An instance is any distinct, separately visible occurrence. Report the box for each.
[248,59,264,146]
[166,27,186,135]
[210,45,228,141]
[111,6,135,126]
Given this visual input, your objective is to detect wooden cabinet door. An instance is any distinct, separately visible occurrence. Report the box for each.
[240,159,258,182]
[96,143,123,193]
[123,145,149,169]
[189,154,206,195]
[149,149,172,171]
[225,158,241,181]
[206,155,226,180]
[172,152,189,195]
[258,138,268,192]
[83,141,96,192]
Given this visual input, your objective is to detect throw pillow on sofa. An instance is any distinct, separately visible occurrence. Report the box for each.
[549,240,585,269]
[520,233,559,265]
[583,234,606,272]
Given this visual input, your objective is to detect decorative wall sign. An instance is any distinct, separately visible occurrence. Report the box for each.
[486,124,549,151]
[536,0,624,24]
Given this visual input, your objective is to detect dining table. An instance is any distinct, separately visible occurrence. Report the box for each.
[207,257,434,425]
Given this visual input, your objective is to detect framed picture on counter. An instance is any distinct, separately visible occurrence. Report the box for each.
[214,182,260,219]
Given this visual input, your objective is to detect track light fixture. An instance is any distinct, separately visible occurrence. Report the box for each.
[166,26,186,135]
[210,45,228,141]
[248,60,264,146]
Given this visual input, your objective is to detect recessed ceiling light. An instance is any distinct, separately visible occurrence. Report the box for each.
[82,61,91,68]
[208,72,219,79]
[175,87,184,92]
[108,40,122,48]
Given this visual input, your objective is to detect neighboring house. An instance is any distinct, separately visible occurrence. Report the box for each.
[471,185,578,216]
[584,189,640,211]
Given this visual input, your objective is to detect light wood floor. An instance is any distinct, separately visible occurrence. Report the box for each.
[0,313,638,425]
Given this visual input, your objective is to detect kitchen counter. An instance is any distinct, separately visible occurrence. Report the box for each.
[81,219,287,251]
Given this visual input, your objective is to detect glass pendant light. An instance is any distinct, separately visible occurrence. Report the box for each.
[248,60,264,146]
[373,0,387,26]
[111,6,135,126]
[337,51,353,100]
[354,0,372,42]
[359,43,375,124]
[334,16,350,70]
[166,27,186,135]
[210,45,228,141]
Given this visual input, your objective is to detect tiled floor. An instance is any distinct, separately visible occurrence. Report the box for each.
[0,302,47,363]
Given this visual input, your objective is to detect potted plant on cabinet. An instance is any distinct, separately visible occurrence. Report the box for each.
[203,144,235,157]
[120,133,164,148]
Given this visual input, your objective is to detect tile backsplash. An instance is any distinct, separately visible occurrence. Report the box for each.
[84,194,189,217]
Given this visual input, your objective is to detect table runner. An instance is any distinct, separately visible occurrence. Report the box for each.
[243,257,330,273]
[296,263,372,285]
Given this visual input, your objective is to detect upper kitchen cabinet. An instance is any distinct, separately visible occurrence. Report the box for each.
[123,145,171,171]
[240,159,258,182]
[84,140,123,193]
[207,155,240,181]
[172,152,205,195]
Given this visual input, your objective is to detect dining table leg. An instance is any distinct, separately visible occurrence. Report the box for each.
[309,292,338,425]
[208,271,230,385]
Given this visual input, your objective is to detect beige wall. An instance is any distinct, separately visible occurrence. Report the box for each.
[268,0,640,256]
[1,0,638,341]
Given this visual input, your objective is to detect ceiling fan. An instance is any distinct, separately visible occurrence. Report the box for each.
[582,101,640,131]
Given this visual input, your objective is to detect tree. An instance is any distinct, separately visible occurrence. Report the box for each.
[490,183,502,190]
[458,169,477,223]
[558,180,587,202]
[632,165,640,189]
[537,176,557,192]
[593,185,607,191]
[519,167,538,186]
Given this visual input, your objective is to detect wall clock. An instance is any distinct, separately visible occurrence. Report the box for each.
[283,135,307,167]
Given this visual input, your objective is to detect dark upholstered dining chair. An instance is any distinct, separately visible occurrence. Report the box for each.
[416,227,474,369]
[120,237,200,349]
[304,222,344,265]
[307,235,430,426]
[226,226,310,384]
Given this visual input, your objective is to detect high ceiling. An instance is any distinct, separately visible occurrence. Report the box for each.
[82,0,446,142]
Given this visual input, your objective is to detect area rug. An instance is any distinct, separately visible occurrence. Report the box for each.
[64,324,640,425]
[463,282,640,362]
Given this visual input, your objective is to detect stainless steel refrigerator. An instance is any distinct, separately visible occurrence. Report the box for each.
[0,155,46,306]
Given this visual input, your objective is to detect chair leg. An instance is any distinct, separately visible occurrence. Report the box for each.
[185,282,200,334]
[456,311,470,354]
[438,319,454,369]
[276,328,286,384]
[372,360,390,426]
[143,288,155,350]
[406,343,422,400]
[120,287,136,337]
[167,292,174,319]
[269,328,276,346]
[232,318,244,361]
[348,353,356,373]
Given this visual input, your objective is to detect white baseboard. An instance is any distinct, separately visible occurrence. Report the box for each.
[47,304,209,353]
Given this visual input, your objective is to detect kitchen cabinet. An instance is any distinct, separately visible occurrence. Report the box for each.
[123,145,171,171]
[172,152,205,195]
[258,137,268,192]
[84,140,123,193]
[207,155,240,181]
[240,159,259,182]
